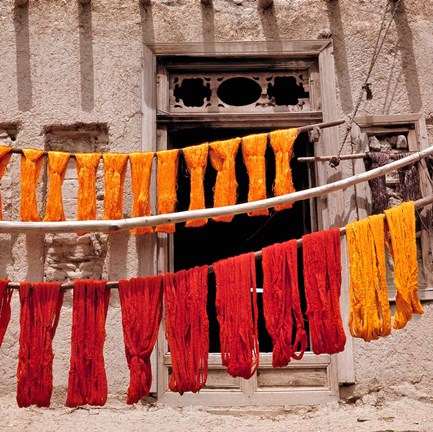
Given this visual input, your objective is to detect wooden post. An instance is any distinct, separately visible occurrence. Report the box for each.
[258,0,273,9]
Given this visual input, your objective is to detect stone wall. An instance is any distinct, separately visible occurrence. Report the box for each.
[1,0,433,404]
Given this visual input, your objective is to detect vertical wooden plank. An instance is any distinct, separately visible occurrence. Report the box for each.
[140,45,159,393]
[414,115,433,288]
[318,44,355,385]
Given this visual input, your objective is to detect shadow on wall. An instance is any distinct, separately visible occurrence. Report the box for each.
[201,0,215,47]
[258,2,282,47]
[14,3,33,112]
[78,1,94,112]
[326,1,353,114]
[141,1,155,46]
[393,0,422,113]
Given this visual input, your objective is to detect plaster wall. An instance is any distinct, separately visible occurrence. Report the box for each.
[0,0,433,404]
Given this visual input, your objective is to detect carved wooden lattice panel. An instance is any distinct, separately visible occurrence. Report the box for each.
[169,70,311,113]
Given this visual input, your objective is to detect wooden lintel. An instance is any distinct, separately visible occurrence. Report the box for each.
[258,0,273,9]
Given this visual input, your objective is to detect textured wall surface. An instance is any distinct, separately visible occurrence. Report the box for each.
[1,0,433,405]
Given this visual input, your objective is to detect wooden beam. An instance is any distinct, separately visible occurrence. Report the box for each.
[0,145,432,234]
[258,0,273,9]
[6,192,433,289]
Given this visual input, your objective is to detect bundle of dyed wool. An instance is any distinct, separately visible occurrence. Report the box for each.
[209,138,240,223]
[346,215,391,341]
[129,152,154,235]
[241,133,268,217]
[20,149,45,222]
[183,143,209,228]
[66,280,110,407]
[102,153,129,221]
[385,201,424,329]
[213,252,259,379]
[0,147,12,220]
[269,128,299,211]
[262,240,308,367]
[118,276,163,403]
[16,282,64,407]
[0,280,12,347]
[155,149,179,233]
[43,151,70,222]
[302,228,346,354]
[163,266,209,394]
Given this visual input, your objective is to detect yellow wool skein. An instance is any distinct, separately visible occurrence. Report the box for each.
[241,133,268,217]
[209,138,240,223]
[385,201,424,329]
[346,215,391,342]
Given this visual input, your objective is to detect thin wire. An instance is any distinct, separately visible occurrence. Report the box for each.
[333,0,402,167]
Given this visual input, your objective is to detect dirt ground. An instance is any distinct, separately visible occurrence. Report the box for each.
[1,391,433,432]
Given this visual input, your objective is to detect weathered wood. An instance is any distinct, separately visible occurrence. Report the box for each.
[1,147,432,235]
[147,40,331,58]
[258,0,273,9]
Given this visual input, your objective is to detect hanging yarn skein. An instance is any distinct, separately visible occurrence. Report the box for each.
[102,153,129,221]
[75,153,101,224]
[269,128,299,211]
[118,276,163,404]
[16,282,64,408]
[346,215,391,341]
[20,149,45,222]
[163,266,209,394]
[209,138,240,223]
[155,149,179,234]
[385,201,424,329]
[183,143,209,228]
[43,151,70,222]
[302,228,346,355]
[0,147,12,220]
[129,152,154,235]
[0,279,12,348]
[262,240,308,367]
[242,133,269,217]
[66,280,110,407]
[213,252,259,379]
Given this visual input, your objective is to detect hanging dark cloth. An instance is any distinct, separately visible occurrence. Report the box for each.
[16,282,64,408]
[262,240,308,367]
[118,276,163,404]
[393,153,422,202]
[364,152,390,214]
[0,280,12,348]
[66,280,110,407]
[163,266,209,394]
[213,252,259,379]
[302,228,346,355]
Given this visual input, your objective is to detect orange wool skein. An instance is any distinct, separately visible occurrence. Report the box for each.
[209,137,240,223]
[385,201,424,330]
[43,151,70,222]
[0,147,12,220]
[346,215,391,342]
[183,143,209,228]
[241,133,268,217]
[155,149,179,234]
[20,148,45,222]
[75,153,101,221]
[129,152,154,235]
[269,128,299,211]
[102,153,129,221]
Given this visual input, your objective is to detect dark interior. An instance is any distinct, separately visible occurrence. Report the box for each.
[170,128,313,353]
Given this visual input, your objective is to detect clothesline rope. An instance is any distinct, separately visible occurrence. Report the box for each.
[0,144,432,234]
[7,120,344,159]
[6,193,433,291]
